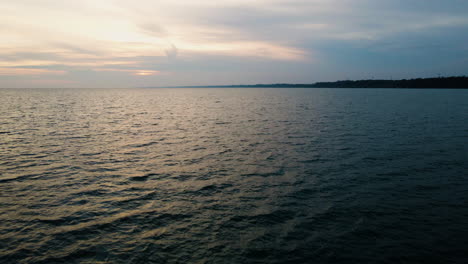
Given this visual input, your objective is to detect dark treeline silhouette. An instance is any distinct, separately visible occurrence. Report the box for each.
[312,76,468,88]
[167,76,468,88]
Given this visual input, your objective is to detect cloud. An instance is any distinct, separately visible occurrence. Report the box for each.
[139,23,169,38]
[0,68,66,76]
[0,1,309,64]
[93,68,162,76]
[165,44,178,60]
[1,0,467,87]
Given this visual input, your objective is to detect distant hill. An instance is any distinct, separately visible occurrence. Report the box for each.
[159,76,468,88]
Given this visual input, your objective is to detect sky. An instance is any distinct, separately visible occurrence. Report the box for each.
[1,0,468,88]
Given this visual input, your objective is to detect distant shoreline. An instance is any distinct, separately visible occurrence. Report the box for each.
[147,76,468,89]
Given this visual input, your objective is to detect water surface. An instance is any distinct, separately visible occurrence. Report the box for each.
[1,88,467,263]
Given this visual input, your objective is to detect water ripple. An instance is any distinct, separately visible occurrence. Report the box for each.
[0,88,467,263]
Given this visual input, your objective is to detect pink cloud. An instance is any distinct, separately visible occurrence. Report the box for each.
[0,68,66,76]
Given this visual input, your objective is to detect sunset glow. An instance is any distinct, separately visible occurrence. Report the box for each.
[1,0,467,87]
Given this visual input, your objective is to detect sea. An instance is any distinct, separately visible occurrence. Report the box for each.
[0,88,467,263]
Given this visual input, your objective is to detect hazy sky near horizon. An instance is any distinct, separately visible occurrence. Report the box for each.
[1,0,468,87]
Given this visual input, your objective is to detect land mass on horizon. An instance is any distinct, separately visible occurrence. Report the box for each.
[151,76,468,89]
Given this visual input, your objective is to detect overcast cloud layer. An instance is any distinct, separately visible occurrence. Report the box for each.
[1,0,467,87]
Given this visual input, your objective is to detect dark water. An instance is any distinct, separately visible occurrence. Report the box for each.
[0,88,467,264]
